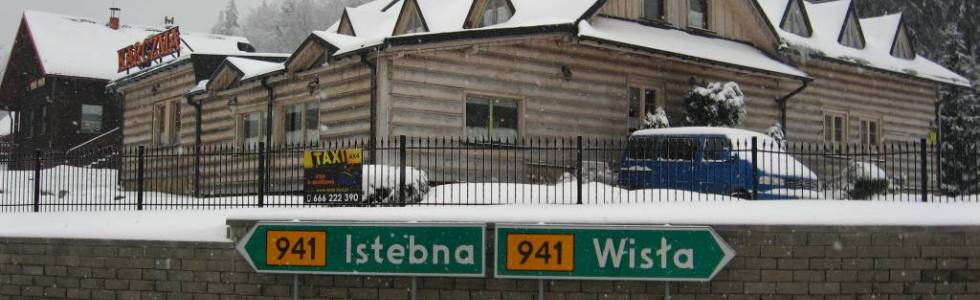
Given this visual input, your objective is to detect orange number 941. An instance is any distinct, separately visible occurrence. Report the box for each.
[266,231,327,267]
[506,234,574,272]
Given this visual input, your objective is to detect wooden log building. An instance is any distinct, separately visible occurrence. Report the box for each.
[108,0,971,193]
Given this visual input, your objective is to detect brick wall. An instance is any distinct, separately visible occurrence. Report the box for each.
[1,225,980,299]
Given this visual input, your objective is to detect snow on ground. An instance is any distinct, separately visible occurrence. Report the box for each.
[2,201,980,242]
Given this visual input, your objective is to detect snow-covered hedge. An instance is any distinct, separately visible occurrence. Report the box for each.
[362,165,430,204]
[846,162,891,200]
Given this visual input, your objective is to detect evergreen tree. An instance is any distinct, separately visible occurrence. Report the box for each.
[239,0,370,52]
[211,0,242,36]
[938,16,980,196]
[641,107,670,129]
[683,81,746,128]
[768,123,786,145]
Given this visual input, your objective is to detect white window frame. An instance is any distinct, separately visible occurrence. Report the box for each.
[281,102,320,146]
[860,118,883,148]
[627,83,665,132]
[239,111,267,147]
[479,0,514,27]
[823,111,848,145]
[687,0,709,30]
[80,104,104,135]
[464,93,522,143]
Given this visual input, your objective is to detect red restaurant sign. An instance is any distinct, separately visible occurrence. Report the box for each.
[117,27,182,72]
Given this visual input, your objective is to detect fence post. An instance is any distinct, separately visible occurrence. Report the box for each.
[576,136,583,205]
[399,135,407,206]
[751,137,759,200]
[920,138,928,203]
[137,146,145,211]
[258,142,266,208]
[33,150,41,213]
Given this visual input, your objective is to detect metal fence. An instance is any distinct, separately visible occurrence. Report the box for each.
[0,136,975,213]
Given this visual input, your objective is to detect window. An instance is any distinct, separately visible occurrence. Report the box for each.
[703,138,732,161]
[628,85,660,132]
[824,113,847,145]
[241,112,266,147]
[839,11,865,49]
[283,102,320,145]
[153,104,166,146]
[466,94,519,142]
[660,138,698,161]
[891,24,915,59]
[642,0,664,22]
[781,0,810,37]
[688,0,708,30]
[396,0,427,35]
[626,138,658,160]
[80,104,103,134]
[170,104,181,145]
[860,119,881,147]
[480,0,513,27]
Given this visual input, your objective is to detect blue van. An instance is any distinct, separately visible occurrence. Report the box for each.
[618,127,820,199]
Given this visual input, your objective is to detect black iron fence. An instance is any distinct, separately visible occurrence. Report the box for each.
[0,136,975,213]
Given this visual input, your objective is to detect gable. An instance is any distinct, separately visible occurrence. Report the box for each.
[285,35,332,73]
[838,5,865,49]
[338,10,356,36]
[779,0,811,37]
[208,63,243,92]
[891,22,914,59]
[392,0,429,36]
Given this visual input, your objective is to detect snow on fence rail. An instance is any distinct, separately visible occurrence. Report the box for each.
[0,136,975,213]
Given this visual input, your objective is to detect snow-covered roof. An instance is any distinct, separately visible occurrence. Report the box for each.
[19,10,258,81]
[225,57,285,82]
[632,126,772,142]
[307,0,806,79]
[579,17,807,78]
[188,80,209,95]
[314,0,598,56]
[757,0,971,87]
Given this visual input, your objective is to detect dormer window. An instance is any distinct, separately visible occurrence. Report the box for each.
[394,0,428,35]
[480,0,514,27]
[780,0,811,37]
[338,10,355,36]
[642,0,664,22]
[688,0,708,30]
[891,22,915,59]
[839,8,865,49]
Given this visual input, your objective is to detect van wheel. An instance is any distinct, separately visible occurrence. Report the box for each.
[729,189,752,200]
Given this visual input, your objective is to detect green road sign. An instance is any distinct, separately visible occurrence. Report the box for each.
[236,222,486,277]
[494,225,734,281]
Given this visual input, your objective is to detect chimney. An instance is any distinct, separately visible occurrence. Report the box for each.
[109,7,121,30]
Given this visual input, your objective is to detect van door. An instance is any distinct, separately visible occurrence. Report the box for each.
[620,137,659,189]
[658,137,698,191]
[699,137,738,195]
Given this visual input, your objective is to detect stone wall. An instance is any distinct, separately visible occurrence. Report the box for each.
[1,225,980,299]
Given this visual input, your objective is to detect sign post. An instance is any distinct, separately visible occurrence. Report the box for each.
[303,149,363,204]
[494,225,734,282]
[237,222,486,277]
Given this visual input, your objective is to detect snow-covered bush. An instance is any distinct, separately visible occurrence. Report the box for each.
[683,81,746,128]
[362,165,429,204]
[767,123,786,145]
[642,107,670,130]
[846,162,890,200]
[557,161,617,185]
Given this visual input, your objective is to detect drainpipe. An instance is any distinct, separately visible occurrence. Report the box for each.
[775,80,811,139]
[185,93,203,197]
[261,79,275,148]
[361,53,378,164]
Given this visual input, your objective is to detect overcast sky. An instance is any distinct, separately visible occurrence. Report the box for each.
[0,0,268,49]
